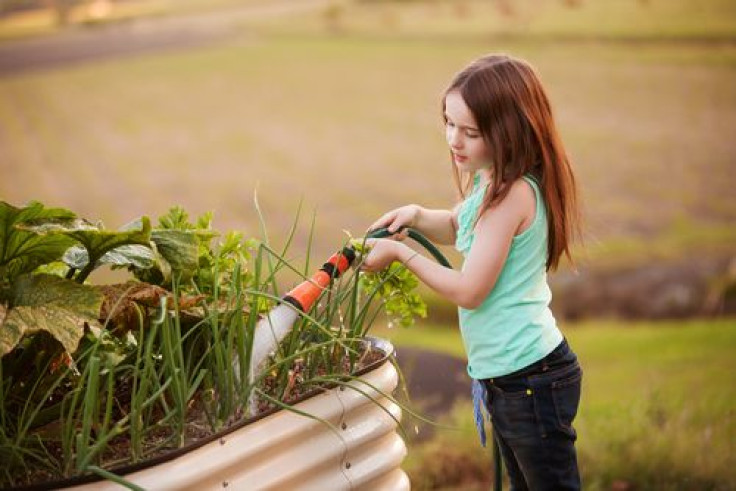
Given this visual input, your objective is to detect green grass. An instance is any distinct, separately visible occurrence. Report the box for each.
[377,319,736,489]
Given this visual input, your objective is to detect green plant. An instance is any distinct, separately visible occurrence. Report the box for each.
[350,238,427,330]
[359,261,427,329]
[0,199,425,488]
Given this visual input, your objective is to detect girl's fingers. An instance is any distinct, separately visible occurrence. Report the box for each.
[391,228,409,241]
[368,212,396,232]
[359,239,379,271]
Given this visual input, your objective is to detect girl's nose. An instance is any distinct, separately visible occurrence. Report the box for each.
[447,128,462,149]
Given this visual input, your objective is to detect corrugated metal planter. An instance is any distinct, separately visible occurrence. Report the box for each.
[65,337,408,490]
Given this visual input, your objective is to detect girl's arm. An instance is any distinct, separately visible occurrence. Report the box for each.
[362,180,534,309]
[368,204,458,245]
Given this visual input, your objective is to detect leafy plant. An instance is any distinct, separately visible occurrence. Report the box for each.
[359,261,427,329]
[0,200,421,488]
[0,201,77,288]
[19,216,152,284]
[351,238,428,329]
[0,273,103,358]
[126,206,255,298]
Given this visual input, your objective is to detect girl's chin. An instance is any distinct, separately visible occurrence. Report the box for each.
[454,161,474,172]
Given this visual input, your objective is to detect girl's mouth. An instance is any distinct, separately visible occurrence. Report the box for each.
[453,154,468,163]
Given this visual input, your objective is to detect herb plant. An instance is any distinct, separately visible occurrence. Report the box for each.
[0,200,426,488]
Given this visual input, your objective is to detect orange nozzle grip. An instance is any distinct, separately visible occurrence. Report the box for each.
[284,271,330,312]
[282,248,356,312]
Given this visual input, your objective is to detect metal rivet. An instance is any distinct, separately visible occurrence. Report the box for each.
[220,438,226,445]
[341,422,347,430]
[345,462,351,469]
[223,481,229,488]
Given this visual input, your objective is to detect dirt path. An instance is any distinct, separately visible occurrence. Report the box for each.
[0,0,331,76]
[393,347,472,441]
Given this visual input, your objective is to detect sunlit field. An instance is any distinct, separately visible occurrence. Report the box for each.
[1,1,735,488]
[1,1,735,268]
[379,319,736,490]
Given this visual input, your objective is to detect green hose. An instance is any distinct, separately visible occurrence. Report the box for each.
[365,226,503,490]
[366,227,452,268]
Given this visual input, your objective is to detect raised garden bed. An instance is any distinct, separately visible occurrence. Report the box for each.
[0,201,422,489]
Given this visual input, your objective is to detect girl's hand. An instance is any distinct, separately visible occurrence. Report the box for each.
[367,205,420,240]
[360,239,409,273]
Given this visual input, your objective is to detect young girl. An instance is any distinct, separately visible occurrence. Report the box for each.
[362,54,583,490]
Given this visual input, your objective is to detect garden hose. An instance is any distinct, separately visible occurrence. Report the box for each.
[280,227,449,314]
[365,226,452,268]
[366,226,503,491]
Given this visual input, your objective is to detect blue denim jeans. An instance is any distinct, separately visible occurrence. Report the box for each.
[481,339,582,491]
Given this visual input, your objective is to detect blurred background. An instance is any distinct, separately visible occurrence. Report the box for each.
[1,0,735,489]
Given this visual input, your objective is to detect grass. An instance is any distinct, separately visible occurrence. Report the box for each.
[376,318,736,489]
[379,319,736,489]
[1,36,735,269]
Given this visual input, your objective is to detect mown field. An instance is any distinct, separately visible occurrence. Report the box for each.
[1,0,735,269]
[378,319,736,490]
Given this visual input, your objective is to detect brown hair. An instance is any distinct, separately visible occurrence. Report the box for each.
[444,54,581,271]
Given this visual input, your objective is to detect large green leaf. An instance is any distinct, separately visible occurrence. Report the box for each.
[20,217,152,283]
[0,274,103,357]
[151,230,199,278]
[0,201,77,284]
[130,230,202,286]
[63,243,156,270]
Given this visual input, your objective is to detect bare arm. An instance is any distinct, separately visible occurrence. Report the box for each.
[368,204,458,245]
[363,181,534,309]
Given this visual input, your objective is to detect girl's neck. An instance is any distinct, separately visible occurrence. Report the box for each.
[477,169,492,186]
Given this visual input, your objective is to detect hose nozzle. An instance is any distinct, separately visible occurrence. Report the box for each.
[282,248,356,312]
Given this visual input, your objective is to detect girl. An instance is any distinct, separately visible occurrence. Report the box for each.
[362,54,583,490]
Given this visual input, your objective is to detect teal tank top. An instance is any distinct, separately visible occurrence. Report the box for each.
[455,174,563,379]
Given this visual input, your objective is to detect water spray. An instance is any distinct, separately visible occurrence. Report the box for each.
[248,247,356,375]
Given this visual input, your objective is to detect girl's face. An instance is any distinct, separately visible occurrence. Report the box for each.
[444,91,492,176]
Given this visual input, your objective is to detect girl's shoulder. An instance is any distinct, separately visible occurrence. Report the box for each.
[510,177,540,236]
[482,177,537,236]
[493,177,536,211]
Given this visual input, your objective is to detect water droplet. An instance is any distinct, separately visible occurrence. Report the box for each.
[414,425,419,434]
[387,321,394,329]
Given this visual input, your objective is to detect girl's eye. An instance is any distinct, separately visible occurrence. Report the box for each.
[466,132,480,139]
[445,121,455,128]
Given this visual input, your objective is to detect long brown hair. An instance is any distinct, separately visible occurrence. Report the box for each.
[444,54,581,271]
